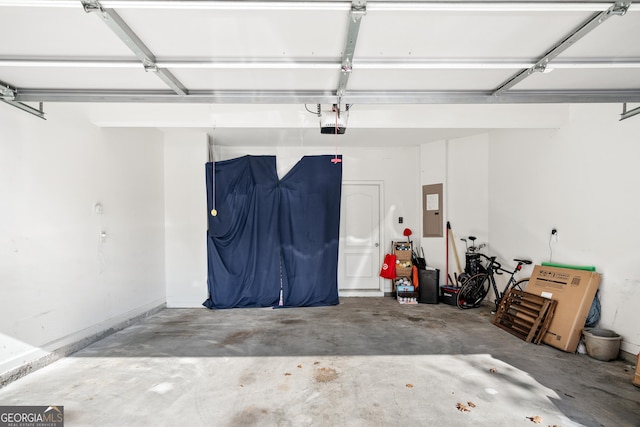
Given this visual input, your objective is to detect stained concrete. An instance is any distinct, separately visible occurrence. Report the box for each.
[0,297,638,426]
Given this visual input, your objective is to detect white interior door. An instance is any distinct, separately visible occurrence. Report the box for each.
[338,182,383,296]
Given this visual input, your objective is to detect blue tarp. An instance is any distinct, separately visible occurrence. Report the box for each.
[203,155,342,309]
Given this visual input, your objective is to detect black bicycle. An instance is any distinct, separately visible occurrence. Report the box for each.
[456,253,532,310]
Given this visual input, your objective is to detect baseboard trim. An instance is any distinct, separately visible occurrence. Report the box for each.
[338,290,385,297]
[0,302,165,389]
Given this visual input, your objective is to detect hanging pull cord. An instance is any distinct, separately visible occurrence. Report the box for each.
[210,174,218,217]
[331,106,342,164]
[209,142,218,217]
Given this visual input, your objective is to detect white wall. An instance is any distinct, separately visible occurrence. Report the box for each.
[217,144,421,293]
[0,104,166,376]
[419,104,640,355]
[489,104,640,355]
[420,134,490,281]
[3,99,636,375]
[164,130,208,307]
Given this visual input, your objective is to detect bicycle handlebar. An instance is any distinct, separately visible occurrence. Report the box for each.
[477,253,526,275]
[476,253,500,269]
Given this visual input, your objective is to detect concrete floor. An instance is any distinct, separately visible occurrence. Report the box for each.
[1,297,638,427]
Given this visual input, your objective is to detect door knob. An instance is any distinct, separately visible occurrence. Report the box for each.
[375,243,379,247]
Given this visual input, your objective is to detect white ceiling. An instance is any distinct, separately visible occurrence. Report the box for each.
[1,1,639,146]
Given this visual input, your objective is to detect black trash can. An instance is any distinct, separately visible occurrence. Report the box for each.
[418,268,439,304]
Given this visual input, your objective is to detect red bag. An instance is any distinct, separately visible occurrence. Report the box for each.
[380,254,397,279]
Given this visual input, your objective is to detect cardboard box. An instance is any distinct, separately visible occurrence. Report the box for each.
[525,265,601,352]
[440,286,459,306]
[634,354,640,387]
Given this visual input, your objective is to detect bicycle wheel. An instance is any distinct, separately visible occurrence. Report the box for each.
[456,273,491,309]
[513,278,530,291]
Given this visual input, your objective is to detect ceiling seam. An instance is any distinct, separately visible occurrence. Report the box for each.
[3,57,640,70]
[2,1,640,13]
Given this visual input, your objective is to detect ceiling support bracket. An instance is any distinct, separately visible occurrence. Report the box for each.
[1,81,46,119]
[492,0,631,96]
[606,1,632,17]
[1,99,46,120]
[620,102,640,121]
[1,84,16,101]
[336,0,366,99]
[81,0,189,96]
[143,60,159,73]
[81,0,102,14]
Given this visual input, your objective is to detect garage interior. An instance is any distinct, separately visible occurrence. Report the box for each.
[1,1,640,426]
